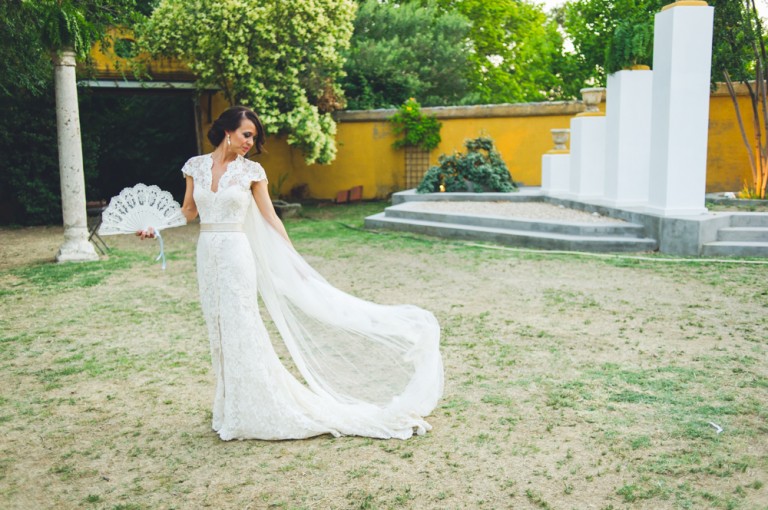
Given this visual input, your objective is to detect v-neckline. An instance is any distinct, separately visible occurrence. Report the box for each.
[209,154,238,194]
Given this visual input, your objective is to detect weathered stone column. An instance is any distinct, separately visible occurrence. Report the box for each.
[604,67,653,207]
[54,49,98,262]
[646,1,714,216]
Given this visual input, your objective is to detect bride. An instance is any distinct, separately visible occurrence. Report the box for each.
[141,106,443,440]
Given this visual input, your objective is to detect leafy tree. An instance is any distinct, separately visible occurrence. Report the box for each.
[561,0,755,86]
[140,0,356,164]
[0,1,51,96]
[425,0,571,103]
[711,0,759,83]
[719,0,768,198]
[24,0,140,58]
[0,0,152,97]
[343,0,472,109]
[561,0,665,86]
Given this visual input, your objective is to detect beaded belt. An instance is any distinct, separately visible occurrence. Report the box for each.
[200,223,244,232]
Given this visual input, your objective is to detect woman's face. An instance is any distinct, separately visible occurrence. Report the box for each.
[227,119,258,156]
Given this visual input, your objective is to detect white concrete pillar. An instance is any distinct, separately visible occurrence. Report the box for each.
[542,154,571,196]
[54,49,98,262]
[646,1,714,216]
[604,68,653,207]
[541,129,570,196]
[569,88,607,200]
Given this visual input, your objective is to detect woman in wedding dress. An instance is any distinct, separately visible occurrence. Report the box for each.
[142,106,443,440]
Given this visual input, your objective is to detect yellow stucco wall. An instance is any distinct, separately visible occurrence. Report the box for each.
[708,89,755,193]
[200,99,598,199]
[201,91,753,199]
[88,29,755,198]
[87,27,194,81]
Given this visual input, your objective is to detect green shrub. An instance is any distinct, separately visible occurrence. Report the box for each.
[416,137,517,193]
[605,15,654,74]
[0,89,66,225]
[390,98,442,151]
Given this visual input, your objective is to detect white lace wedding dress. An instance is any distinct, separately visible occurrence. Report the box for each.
[182,154,443,440]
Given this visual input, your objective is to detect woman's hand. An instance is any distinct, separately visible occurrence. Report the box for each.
[136,227,156,240]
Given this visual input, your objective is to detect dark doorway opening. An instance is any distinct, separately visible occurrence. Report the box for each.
[79,89,199,205]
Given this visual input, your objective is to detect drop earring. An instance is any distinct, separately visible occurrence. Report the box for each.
[226,135,231,147]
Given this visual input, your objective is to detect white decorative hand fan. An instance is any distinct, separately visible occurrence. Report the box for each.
[99,184,187,269]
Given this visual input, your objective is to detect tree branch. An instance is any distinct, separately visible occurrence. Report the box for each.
[724,69,758,185]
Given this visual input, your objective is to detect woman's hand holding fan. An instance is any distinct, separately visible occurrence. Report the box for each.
[99,184,187,269]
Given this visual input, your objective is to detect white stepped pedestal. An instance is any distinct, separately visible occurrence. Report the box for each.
[542,152,571,196]
[646,1,714,216]
[604,68,653,207]
[569,113,606,200]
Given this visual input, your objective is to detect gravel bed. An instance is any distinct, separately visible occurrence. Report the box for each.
[400,200,626,223]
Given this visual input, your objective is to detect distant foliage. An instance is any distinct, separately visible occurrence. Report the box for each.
[417,137,517,193]
[562,0,755,87]
[0,91,63,224]
[712,0,763,84]
[141,0,355,164]
[390,98,442,151]
[429,0,575,102]
[0,1,50,96]
[343,0,472,109]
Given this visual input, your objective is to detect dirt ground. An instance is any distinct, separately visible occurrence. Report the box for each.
[1,217,767,510]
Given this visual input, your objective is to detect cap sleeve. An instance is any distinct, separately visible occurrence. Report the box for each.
[245,160,268,184]
[181,158,196,179]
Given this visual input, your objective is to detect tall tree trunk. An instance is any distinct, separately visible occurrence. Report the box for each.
[53,48,98,262]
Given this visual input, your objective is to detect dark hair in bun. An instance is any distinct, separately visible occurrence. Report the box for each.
[207,106,266,154]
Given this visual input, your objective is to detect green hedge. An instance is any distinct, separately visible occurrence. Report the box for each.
[0,88,197,225]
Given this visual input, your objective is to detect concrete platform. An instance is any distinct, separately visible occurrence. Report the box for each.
[701,212,768,256]
[366,211,657,252]
[365,189,768,257]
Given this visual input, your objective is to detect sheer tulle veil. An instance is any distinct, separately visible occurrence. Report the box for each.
[242,199,444,436]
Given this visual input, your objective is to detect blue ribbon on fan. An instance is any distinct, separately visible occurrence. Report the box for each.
[152,228,167,270]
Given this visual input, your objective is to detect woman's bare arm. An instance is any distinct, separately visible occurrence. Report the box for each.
[181,175,198,222]
[251,180,293,247]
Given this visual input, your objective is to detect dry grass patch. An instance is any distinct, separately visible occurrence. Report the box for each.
[1,203,766,510]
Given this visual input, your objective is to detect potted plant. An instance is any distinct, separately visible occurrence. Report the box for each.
[605,16,654,74]
[603,14,655,206]
[390,98,442,189]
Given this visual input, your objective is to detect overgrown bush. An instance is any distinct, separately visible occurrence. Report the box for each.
[417,137,517,193]
[0,89,68,225]
[605,15,654,74]
[390,98,442,151]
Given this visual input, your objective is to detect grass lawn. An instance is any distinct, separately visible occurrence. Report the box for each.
[1,202,766,510]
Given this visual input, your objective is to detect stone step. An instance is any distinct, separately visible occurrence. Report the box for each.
[385,206,647,238]
[364,213,658,253]
[701,241,768,257]
[391,189,544,205]
[717,227,768,242]
[730,213,768,227]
